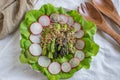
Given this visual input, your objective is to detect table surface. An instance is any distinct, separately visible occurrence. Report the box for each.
[0,0,120,80]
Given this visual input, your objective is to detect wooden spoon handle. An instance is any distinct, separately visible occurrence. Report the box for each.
[111,14,120,27]
[99,23,120,45]
[107,28,120,45]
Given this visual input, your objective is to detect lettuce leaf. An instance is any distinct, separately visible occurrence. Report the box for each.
[20,4,99,80]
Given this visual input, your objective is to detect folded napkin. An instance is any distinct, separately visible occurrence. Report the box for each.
[0,0,34,39]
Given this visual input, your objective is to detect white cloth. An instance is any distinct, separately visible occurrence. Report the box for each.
[0,0,120,80]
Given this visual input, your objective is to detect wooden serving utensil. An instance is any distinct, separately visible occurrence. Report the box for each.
[78,2,120,45]
[93,0,120,27]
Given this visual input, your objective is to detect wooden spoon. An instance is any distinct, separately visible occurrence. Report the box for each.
[93,0,120,27]
[78,2,120,45]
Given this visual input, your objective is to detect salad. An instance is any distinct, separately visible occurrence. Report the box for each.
[20,4,99,80]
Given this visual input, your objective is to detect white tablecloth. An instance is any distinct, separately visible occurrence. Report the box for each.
[0,0,120,80]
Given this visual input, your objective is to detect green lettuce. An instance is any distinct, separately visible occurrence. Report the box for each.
[20,4,99,80]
